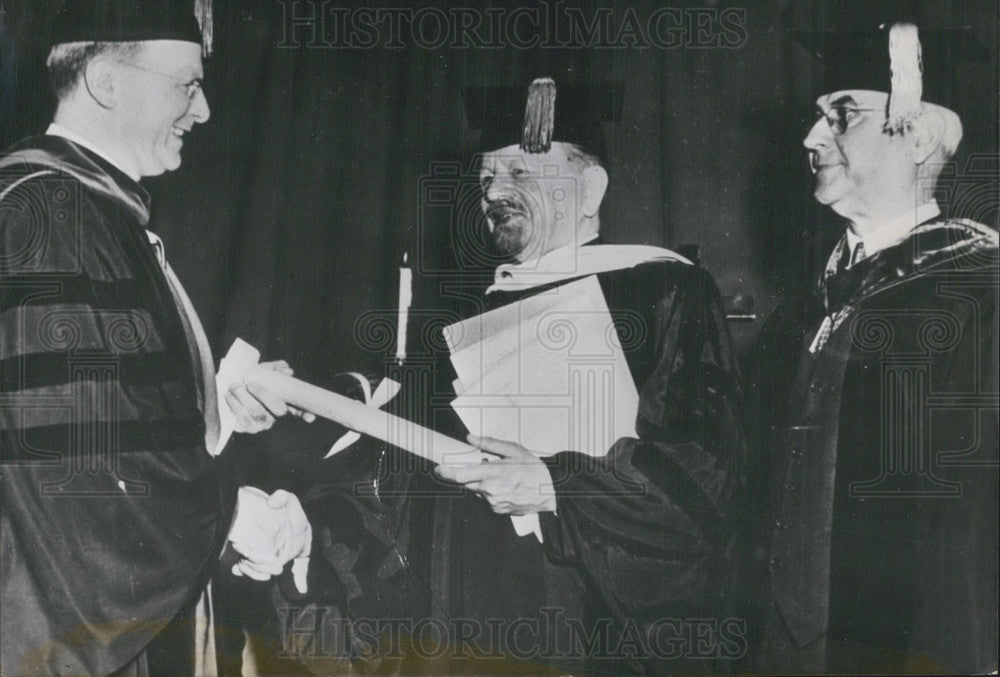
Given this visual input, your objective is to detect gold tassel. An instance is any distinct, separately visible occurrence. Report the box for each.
[521,77,556,153]
[885,22,922,134]
[194,0,213,57]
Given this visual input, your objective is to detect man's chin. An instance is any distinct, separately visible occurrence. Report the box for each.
[156,148,184,174]
[492,238,525,260]
[162,158,183,173]
[490,225,528,259]
[813,189,834,206]
[138,159,178,178]
[812,179,847,207]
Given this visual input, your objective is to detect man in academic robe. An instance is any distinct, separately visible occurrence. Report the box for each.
[755,18,999,674]
[0,2,311,674]
[291,78,746,676]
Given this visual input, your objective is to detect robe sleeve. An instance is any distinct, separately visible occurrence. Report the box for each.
[1,170,234,675]
[908,285,998,672]
[537,264,745,616]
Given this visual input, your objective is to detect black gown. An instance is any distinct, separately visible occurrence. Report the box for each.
[287,248,746,676]
[0,136,235,675]
[757,218,999,674]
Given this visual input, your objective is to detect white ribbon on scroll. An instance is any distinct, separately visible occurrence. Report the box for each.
[444,275,640,541]
[214,338,482,465]
[325,375,401,458]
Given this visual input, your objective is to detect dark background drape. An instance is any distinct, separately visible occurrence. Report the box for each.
[2,0,997,378]
[2,0,997,670]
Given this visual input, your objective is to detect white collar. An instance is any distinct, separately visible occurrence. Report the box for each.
[846,200,941,265]
[496,234,600,280]
[46,123,140,181]
[488,237,691,294]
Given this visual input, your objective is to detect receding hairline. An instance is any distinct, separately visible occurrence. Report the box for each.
[480,141,602,170]
[46,41,146,99]
[46,40,146,63]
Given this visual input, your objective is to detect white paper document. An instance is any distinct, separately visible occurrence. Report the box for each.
[443,275,640,539]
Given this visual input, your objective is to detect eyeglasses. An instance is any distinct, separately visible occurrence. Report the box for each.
[816,105,882,135]
[113,60,204,100]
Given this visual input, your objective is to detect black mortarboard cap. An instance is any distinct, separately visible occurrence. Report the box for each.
[464,78,624,159]
[796,19,986,129]
[51,0,213,55]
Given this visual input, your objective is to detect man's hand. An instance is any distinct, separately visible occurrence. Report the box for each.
[228,486,312,593]
[435,434,557,515]
[225,360,316,434]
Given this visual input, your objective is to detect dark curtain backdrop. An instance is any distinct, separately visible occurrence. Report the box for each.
[2,0,997,381]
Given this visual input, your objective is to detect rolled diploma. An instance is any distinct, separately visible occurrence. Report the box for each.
[245,365,482,466]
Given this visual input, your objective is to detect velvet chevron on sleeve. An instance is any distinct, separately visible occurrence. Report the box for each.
[1,136,234,676]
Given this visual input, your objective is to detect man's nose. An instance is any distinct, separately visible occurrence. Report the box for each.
[189,87,210,124]
[483,176,508,202]
[803,116,830,150]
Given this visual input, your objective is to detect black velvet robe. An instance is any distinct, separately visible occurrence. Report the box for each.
[759,218,999,674]
[287,252,746,675]
[0,137,235,675]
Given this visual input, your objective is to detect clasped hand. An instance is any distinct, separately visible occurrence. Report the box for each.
[435,435,557,515]
[228,486,311,593]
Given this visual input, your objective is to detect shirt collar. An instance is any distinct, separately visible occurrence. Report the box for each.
[46,123,140,182]
[493,233,600,285]
[846,200,941,264]
[488,237,692,295]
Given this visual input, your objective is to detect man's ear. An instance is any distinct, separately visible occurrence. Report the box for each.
[908,106,945,165]
[580,165,608,218]
[82,58,119,109]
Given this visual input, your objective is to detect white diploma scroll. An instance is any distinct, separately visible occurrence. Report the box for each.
[215,339,481,465]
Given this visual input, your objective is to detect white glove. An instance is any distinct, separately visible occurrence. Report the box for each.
[228,486,312,593]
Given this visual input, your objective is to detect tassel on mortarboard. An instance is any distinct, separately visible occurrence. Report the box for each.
[195,0,213,57]
[885,22,923,134]
[521,77,556,153]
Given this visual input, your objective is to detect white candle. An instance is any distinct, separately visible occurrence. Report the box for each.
[396,254,412,362]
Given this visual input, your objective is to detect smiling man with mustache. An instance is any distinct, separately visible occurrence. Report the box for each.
[480,141,606,263]
[412,77,747,675]
[757,18,999,675]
